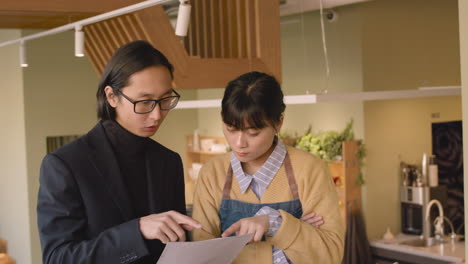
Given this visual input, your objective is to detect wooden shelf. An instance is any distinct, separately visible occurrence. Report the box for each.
[328,141,362,225]
[185,135,227,206]
[188,150,226,155]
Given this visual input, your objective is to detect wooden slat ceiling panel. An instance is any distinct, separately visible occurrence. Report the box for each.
[0,0,145,29]
[41,0,280,88]
[85,45,105,72]
[0,11,95,29]
[1,0,144,13]
[102,21,120,50]
[81,0,281,89]
[84,13,145,73]
[84,43,101,73]
[116,17,133,43]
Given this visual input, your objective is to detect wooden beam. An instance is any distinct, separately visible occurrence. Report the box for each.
[256,0,282,82]
[176,58,271,89]
[0,0,146,29]
[1,0,144,13]
[0,11,96,29]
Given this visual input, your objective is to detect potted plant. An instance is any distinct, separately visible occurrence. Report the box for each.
[295,120,366,185]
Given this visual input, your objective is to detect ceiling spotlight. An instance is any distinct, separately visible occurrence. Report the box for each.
[20,41,28,67]
[175,0,191,37]
[75,25,85,57]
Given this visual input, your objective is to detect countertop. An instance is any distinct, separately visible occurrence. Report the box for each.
[370,233,465,264]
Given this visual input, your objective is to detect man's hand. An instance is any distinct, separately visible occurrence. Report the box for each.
[139,211,201,244]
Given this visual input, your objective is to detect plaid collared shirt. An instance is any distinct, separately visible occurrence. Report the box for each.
[230,140,292,264]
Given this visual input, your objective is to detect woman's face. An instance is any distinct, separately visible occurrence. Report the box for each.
[223,119,282,164]
[105,65,174,137]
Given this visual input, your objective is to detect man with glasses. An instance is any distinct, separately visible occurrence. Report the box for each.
[117,88,180,114]
[37,41,201,264]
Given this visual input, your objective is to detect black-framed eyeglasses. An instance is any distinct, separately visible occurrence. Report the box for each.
[117,89,180,114]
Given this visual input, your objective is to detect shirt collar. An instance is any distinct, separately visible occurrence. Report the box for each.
[230,139,287,194]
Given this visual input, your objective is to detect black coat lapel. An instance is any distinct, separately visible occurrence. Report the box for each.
[86,122,134,221]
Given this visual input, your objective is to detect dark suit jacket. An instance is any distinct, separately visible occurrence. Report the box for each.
[37,122,186,264]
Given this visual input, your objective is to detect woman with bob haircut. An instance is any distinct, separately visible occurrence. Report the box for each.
[191,71,344,263]
[37,40,201,264]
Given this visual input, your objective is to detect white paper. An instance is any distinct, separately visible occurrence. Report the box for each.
[156,233,253,264]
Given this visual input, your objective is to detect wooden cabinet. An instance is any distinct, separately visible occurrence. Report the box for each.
[185,135,227,206]
[327,140,362,225]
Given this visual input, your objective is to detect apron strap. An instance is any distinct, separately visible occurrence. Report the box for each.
[284,153,300,200]
[222,152,299,200]
[222,164,233,199]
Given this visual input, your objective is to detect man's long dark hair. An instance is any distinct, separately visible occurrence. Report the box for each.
[96,40,174,120]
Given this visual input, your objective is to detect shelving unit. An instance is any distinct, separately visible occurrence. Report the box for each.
[185,135,227,205]
[327,140,362,225]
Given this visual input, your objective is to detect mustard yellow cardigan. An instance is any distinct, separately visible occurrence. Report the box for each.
[191,146,344,264]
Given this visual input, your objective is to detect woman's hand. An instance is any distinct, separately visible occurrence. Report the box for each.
[221,215,269,243]
[221,212,323,244]
[139,210,201,244]
[301,212,324,228]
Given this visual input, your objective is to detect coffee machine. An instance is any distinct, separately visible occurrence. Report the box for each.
[401,185,447,235]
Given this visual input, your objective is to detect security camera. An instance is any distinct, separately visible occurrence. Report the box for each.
[324,10,338,23]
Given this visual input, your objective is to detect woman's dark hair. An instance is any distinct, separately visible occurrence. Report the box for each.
[221,71,286,130]
[96,40,174,120]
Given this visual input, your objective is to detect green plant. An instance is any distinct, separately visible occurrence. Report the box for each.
[296,120,367,184]
[356,139,366,185]
[278,130,299,147]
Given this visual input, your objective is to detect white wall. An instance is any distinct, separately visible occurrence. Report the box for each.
[195,88,224,137]
[22,30,99,264]
[0,29,31,264]
[153,89,199,162]
[361,0,461,239]
[364,96,462,238]
[281,6,365,139]
[361,0,460,92]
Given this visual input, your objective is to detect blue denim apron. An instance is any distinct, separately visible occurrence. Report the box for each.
[219,153,303,263]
